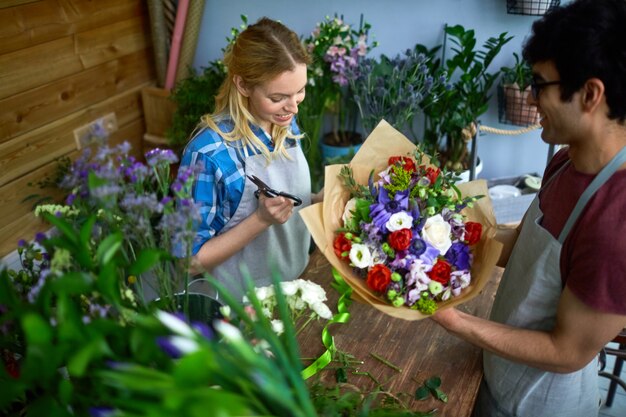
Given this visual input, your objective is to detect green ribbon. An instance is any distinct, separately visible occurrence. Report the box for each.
[301,268,352,379]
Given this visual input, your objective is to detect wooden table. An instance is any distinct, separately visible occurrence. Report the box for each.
[298,249,503,416]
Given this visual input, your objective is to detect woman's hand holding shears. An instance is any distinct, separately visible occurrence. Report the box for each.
[248,175,300,225]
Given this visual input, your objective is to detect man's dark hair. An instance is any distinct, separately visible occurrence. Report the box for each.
[522,0,626,122]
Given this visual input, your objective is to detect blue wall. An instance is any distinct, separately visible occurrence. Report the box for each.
[193,0,569,181]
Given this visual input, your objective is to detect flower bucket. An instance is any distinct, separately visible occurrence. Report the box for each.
[320,142,362,164]
[164,292,223,326]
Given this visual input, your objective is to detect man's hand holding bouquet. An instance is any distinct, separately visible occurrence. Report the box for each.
[300,121,502,320]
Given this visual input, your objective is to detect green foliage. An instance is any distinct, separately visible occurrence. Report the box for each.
[167,61,226,148]
[422,24,513,170]
[500,52,534,90]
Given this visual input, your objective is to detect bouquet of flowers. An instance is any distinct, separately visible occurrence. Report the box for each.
[300,120,502,320]
[333,150,483,314]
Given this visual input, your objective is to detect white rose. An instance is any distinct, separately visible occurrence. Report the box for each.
[421,214,452,255]
[348,243,372,268]
[386,211,414,232]
[280,280,299,296]
[342,198,358,226]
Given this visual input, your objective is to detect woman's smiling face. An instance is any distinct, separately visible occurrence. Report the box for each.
[243,63,307,133]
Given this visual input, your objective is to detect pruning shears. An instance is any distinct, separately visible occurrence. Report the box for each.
[247,175,303,206]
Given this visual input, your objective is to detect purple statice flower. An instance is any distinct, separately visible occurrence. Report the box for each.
[34,232,47,244]
[369,188,409,231]
[88,303,112,319]
[145,148,178,167]
[120,192,163,215]
[17,239,26,248]
[90,184,122,203]
[445,242,471,270]
[27,269,51,303]
[124,161,149,183]
[159,199,200,257]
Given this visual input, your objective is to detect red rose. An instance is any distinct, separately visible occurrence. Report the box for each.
[388,156,416,173]
[388,228,412,251]
[333,232,352,260]
[366,264,392,292]
[464,222,482,245]
[428,259,452,284]
[425,166,440,184]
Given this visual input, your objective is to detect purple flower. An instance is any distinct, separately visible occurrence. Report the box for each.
[409,237,427,256]
[89,407,116,417]
[369,188,409,231]
[445,242,471,270]
[145,148,178,167]
[17,239,26,248]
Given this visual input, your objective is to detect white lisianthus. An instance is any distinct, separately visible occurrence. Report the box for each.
[421,214,452,255]
[270,319,285,335]
[310,301,333,320]
[280,280,299,297]
[342,197,358,226]
[349,243,372,268]
[298,280,328,305]
[386,211,414,232]
[214,320,244,342]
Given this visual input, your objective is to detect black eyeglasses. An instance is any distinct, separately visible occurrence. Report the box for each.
[530,80,560,100]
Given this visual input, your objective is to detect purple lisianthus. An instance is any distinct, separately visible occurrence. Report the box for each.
[369,188,409,231]
[445,242,471,270]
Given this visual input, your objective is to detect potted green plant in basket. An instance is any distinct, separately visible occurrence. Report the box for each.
[421,24,513,174]
[498,52,540,126]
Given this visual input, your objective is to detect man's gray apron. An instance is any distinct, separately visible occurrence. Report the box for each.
[211,143,311,301]
[476,146,626,417]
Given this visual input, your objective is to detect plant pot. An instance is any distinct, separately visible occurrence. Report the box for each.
[160,292,223,326]
[320,131,362,163]
[506,0,559,15]
[500,84,540,126]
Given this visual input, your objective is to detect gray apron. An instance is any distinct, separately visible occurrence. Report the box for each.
[478,146,626,417]
[212,142,311,300]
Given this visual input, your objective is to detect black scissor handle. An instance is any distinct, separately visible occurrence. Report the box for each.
[248,175,302,206]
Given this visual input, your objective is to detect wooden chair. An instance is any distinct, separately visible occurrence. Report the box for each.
[598,329,626,407]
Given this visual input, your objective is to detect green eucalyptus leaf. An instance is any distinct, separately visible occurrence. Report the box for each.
[425,376,441,389]
[415,386,430,401]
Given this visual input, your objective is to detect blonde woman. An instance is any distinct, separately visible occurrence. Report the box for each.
[181,17,321,299]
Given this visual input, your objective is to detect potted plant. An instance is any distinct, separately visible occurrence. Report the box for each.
[347,47,445,142]
[300,14,377,173]
[498,52,540,126]
[421,24,513,174]
[166,60,226,150]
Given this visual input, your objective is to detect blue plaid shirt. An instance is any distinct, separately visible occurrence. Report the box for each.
[180,119,300,255]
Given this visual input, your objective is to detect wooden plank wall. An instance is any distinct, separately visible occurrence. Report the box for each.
[0,0,156,257]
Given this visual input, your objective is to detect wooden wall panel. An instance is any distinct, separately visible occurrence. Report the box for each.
[75,16,150,69]
[0,49,155,142]
[0,37,83,100]
[0,0,155,258]
[0,0,143,55]
[0,85,147,187]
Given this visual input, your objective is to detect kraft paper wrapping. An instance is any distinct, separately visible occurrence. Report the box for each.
[300,120,503,320]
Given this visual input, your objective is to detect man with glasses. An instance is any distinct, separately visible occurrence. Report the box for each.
[430,1,626,416]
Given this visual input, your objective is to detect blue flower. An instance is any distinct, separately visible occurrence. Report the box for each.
[445,242,471,270]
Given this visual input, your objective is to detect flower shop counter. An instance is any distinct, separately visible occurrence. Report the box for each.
[298,249,504,416]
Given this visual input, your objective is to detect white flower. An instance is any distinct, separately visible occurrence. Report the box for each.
[270,319,285,335]
[342,198,358,226]
[254,285,275,302]
[310,301,333,320]
[298,280,327,305]
[280,280,300,296]
[156,311,194,337]
[386,211,414,232]
[349,243,372,268]
[421,214,452,255]
[167,336,199,355]
[214,320,243,342]
[408,259,432,286]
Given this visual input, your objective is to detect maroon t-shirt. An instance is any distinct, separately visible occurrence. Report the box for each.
[539,148,626,315]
